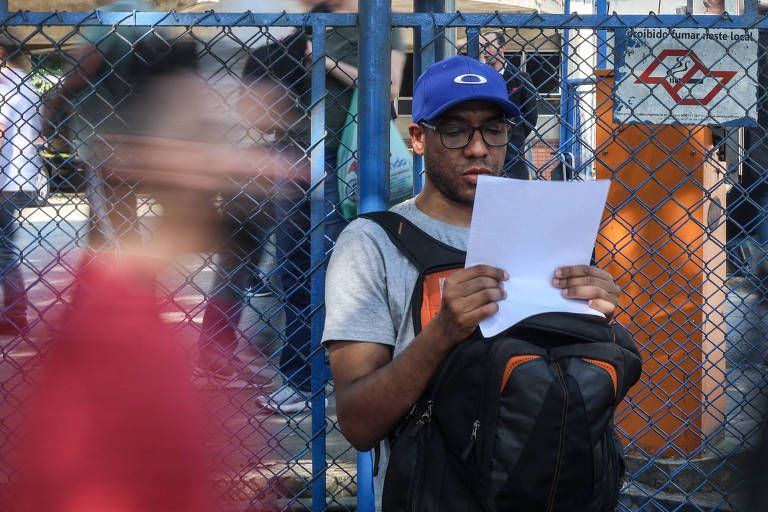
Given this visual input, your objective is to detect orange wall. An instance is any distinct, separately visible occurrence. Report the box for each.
[594,70,727,457]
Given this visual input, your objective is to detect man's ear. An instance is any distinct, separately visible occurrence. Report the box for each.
[409,123,426,156]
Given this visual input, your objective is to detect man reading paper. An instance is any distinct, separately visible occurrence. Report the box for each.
[321,55,621,511]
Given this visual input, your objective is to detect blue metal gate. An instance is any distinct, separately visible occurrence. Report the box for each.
[0,1,766,510]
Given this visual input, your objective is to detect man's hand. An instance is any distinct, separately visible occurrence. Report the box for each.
[432,264,508,345]
[551,265,620,321]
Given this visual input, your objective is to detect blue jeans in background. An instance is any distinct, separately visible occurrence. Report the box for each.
[0,199,27,326]
[276,152,346,393]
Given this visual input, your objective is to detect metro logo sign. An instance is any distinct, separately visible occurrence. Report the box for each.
[635,50,737,106]
[615,28,758,125]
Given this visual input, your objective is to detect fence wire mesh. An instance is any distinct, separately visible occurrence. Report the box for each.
[0,7,766,512]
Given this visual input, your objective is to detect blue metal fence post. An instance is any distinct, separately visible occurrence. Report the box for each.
[744,0,759,17]
[358,0,392,215]
[416,0,446,60]
[309,16,328,512]
[466,26,481,59]
[0,0,7,16]
[413,0,447,193]
[596,0,608,69]
[559,0,573,180]
[356,1,392,511]
[413,15,439,194]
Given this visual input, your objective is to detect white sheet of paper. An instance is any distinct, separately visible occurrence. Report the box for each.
[466,176,611,337]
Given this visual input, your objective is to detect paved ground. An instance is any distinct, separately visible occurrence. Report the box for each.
[1,194,766,510]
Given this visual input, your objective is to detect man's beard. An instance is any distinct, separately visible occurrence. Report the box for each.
[423,150,499,206]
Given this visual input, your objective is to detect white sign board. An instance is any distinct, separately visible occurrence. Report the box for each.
[615,28,758,125]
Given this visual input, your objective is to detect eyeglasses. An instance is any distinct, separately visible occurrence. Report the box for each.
[420,121,510,149]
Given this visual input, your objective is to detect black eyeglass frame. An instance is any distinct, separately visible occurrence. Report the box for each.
[419,120,511,149]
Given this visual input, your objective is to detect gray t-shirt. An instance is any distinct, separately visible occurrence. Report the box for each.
[322,197,469,511]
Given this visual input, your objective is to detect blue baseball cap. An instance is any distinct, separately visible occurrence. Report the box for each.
[411,55,520,123]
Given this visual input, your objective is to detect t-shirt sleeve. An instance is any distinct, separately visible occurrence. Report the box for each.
[322,220,397,348]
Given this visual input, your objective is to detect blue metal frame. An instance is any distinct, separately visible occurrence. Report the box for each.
[558,0,572,179]
[308,16,328,512]
[596,0,608,69]
[358,0,392,216]
[6,11,768,28]
[355,3,393,509]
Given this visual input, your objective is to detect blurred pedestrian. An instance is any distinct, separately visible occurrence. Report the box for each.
[0,38,44,335]
[194,1,311,383]
[256,0,408,414]
[480,31,539,180]
[10,41,294,512]
[46,0,157,251]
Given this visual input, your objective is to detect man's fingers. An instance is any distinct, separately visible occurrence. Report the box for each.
[551,265,620,320]
[463,287,507,311]
[552,274,616,293]
[586,298,616,318]
[468,301,501,323]
[451,300,501,327]
[554,264,596,279]
[459,264,508,283]
[454,275,506,296]
[552,266,619,299]
[442,286,506,316]
[558,284,615,302]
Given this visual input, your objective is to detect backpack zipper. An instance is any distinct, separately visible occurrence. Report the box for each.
[417,400,434,427]
[409,418,427,512]
[460,419,481,460]
[546,361,569,512]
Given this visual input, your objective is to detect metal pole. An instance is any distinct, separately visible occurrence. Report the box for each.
[356,2,392,510]
[416,0,446,60]
[744,0,759,17]
[358,0,391,215]
[413,22,437,194]
[412,0,444,194]
[466,27,480,59]
[559,0,572,180]
[309,17,328,512]
[596,0,608,69]
[444,0,457,57]
[0,0,7,16]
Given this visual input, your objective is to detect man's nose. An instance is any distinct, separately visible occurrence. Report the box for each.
[463,129,491,158]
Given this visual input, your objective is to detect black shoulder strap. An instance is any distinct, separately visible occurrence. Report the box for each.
[358,211,466,271]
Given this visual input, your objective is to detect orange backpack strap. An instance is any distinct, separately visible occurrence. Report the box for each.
[358,211,466,333]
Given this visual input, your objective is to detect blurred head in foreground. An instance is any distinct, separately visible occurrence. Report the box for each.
[97,41,300,259]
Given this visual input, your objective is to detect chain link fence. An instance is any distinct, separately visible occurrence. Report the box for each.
[0,6,766,512]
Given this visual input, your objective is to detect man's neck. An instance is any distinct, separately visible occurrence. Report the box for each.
[414,184,473,228]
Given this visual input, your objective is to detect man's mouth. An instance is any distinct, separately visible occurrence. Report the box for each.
[462,168,491,185]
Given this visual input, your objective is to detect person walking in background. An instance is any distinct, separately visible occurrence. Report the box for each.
[46,0,156,251]
[480,30,538,180]
[193,0,309,384]
[0,39,44,335]
[257,0,407,413]
[9,45,293,512]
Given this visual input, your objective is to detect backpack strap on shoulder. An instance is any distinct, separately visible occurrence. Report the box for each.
[359,211,466,271]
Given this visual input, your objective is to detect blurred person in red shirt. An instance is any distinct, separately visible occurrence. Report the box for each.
[11,40,294,512]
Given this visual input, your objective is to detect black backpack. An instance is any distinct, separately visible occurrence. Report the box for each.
[360,211,642,512]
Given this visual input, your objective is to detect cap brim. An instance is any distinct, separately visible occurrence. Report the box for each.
[416,95,521,123]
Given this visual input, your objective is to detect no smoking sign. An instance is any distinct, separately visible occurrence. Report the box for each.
[615,28,758,125]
